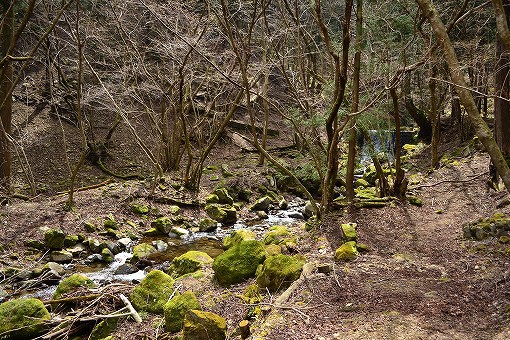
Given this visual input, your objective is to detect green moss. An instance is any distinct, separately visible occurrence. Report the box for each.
[182,310,226,340]
[132,204,149,215]
[44,228,66,249]
[341,223,357,242]
[223,229,256,249]
[212,240,266,285]
[168,251,213,278]
[151,216,173,234]
[213,188,234,205]
[89,318,119,340]
[130,270,176,314]
[355,178,370,188]
[205,204,237,224]
[103,215,118,230]
[407,196,423,207]
[63,235,79,247]
[256,254,305,292]
[265,244,282,257]
[101,248,114,263]
[334,241,358,262]
[263,226,295,246]
[242,284,262,304]
[53,274,95,299]
[130,243,157,263]
[0,298,51,338]
[164,291,201,333]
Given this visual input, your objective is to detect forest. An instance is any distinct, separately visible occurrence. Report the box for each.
[0,0,510,339]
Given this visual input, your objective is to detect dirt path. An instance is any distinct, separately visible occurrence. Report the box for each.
[255,153,510,339]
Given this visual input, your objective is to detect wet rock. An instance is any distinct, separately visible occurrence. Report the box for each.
[170,227,189,238]
[302,201,317,219]
[130,270,176,314]
[341,223,358,242]
[212,240,265,285]
[87,238,102,253]
[278,197,289,210]
[168,251,213,278]
[130,243,157,264]
[164,291,202,333]
[0,298,51,338]
[143,228,163,236]
[42,262,66,277]
[50,250,73,263]
[153,240,168,252]
[101,240,120,254]
[83,221,97,232]
[223,229,256,249]
[182,309,226,340]
[117,237,132,250]
[334,241,358,262]
[53,273,95,299]
[205,204,237,224]
[86,254,103,263]
[101,248,114,263]
[250,196,272,212]
[198,218,217,232]
[151,216,173,234]
[66,243,87,257]
[287,211,304,219]
[132,203,149,215]
[256,254,305,292]
[114,263,138,275]
[206,194,220,204]
[169,205,181,215]
[256,211,268,219]
[44,228,66,249]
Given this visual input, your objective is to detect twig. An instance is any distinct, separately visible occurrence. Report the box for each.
[43,294,102,306]
[411,172,488,189]
[55,179,115,196]
[120,294,142,323]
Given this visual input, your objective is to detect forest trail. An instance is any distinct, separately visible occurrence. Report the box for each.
[256,153,510,340]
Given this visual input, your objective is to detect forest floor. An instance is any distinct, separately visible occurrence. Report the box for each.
[1,131,510,339]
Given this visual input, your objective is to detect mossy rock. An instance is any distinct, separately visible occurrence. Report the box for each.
[212,240,266,285]
[213,187,234,205]
[63,235,79,247]
[355,178,370,188]
[205,204,237,224]
[242,284,262,304]
[182,309,226,340]
[206,194,220,204]
[223,229,256,249]
[130,270,176,314]
[164,291,201,333]
[334,241,358,262]
[25,239,45,250]
[103,216,118,230]
[408,196,423,206]
[256,254,305,292]
[341,223,358,242]
[131,203,149,215]
[44,228,66,249]
[89,317,119,340]
[0,298,51,338]
[355,187,378,200]
[250,196,272,212]
[53,273,95,299]
[101,248,115,263]
[130,243,157,263]
[168,251,213,278]
[143,228,163,236]
[263,225,295,246]
[151,216,173,234]
[84,221,97,232]
[198,218,217,232]
[265,244,282,257]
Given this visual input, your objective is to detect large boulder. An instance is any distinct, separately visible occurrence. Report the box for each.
[53,273,96,299]
[250,196,272,212]
[212,240,265,285]
[205,204,237,224]
[213,187,234,205]
[334,241,358,262]
[130,270,176,314]
[0,298,51,338]
[167,251,213,278]
[130,243,157,263]
[164,291,201,333]
[182,310,226,340]
[256,254,305,292]
[151,217,173,234]
[223,229,256,249]
[263,226,295,246]
[44,228,66,249]
[198,218,217,232]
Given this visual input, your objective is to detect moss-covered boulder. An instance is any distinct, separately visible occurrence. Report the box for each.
[63,235,79,247]
[408,195,423,207]
[334,241,358,262]
[130,270,176,314]
[206,194,220,204]
[101,248,115,263]
[355,178,370,188]
[164,291,201,333]
[223,229,256,249]
[151,216,174,234]
[256,254,305,292]
[250,196,272,212]
[213,187,234,205]
[212,240,265,285]
[44,228,66,249]
[103,216,118,230]
[341,223,358,242]
[0,298,51,338]
[263,226,295,246]
[132,203,149,215]
[168,251,213,278]
[198,218,217,232]
[169,205,181,215]
[182,310,226,340]
[130,243,157,263]
[205,204,237,224]
[53,273,96,299]
[89,318,119,340]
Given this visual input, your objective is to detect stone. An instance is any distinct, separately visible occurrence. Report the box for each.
[101,248,114,263]
[263,225,295,246]
[42,262,65,277]
[223,229,256,249]
[303,201,317,219]
[256,254,305,292]
[89,318,119,340]
[164,291,202,333]
[212,240,266,285]
[84,221,97,232]
[168,251,213,278]
[182,310,226,340]
[130,243,157,263]
[288,211,304,219]
[86,254,103,263]
[250,196,272,212]
[355,178,370,188]
[103,216,118,230]
[334,241,358,262]
[169,205,181,215]
[198,218,217,232]
[53,273,95,299]
[132,203,149,215]
[170,227,190,238]
[143,228,163,236]
[117,238,132,250]
[265,244,282,257]
[114,263,138,275]
[153,240,169,252]
[87,238,102,253]
[50,250,73,263]
[278,197,289,210]
[25,239,45,250]
[341,223,358,242]
[221,164,234,178]
[0,298,51,338]
[257,211,268,219]
[151,216,174,234]
[130,270,176,314]
[205,204,237,224]
[44,228,66,249]
[63,235,79,247]
[213,188,234,205]
[66,243,87,257]
[408,196,423,207]
[205,194,220,204]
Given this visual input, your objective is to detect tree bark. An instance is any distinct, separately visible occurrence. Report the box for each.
[416,0,510,192]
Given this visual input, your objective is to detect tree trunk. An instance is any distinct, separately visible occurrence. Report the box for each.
[429,65,439,168]
[416,0,510,192]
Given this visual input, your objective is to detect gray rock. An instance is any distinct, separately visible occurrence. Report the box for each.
[86,254,103,263]
[153,240,169,252]
[250,196,272,212]
[278,197,289,210]
[114,263,138,275]
[256,211,268,219]
[50,250,73,263]
[66,243,87,257]
[43,262,65,276]
[198,218,217,232]
[170,227,189,238]
[87,238,101,253]
[303,201,317,219]
[117,238,132,250]
[287,211,304,219]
